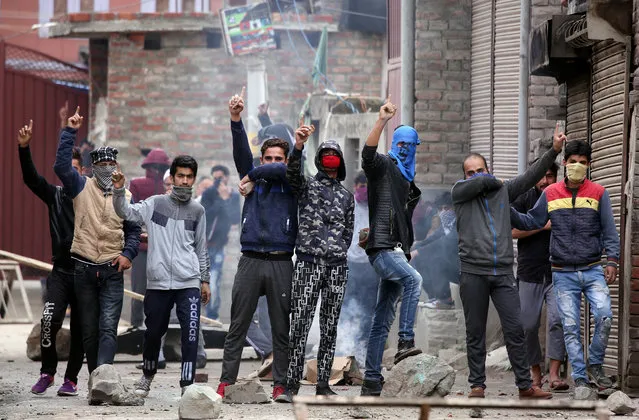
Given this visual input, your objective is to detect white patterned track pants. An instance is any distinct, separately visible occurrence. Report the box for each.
[286,260,347,387]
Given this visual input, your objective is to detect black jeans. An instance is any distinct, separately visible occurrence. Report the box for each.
[74,261,124,373]
[220,255,293,387]
[40,266,84,383]
[142,288,200,387]
[459,272,531,390]
[130,250,147,328]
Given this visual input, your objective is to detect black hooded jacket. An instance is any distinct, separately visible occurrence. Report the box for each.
[19,146,75,271]
[286,140,354,265]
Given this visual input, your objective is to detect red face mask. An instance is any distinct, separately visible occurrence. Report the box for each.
[321,155,341,170]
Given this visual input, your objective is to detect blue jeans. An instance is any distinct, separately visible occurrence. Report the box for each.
[553,266,613,381]
[205,247,225,320]
[364,249,423,382]
[74,261,124,373]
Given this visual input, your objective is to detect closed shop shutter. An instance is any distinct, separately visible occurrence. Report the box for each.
[491,0,520,180]
[587,40,629,374]
[565,73,590,143]
[470,0,493,167]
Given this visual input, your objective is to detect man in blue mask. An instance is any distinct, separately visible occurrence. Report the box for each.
[360,97,423,397]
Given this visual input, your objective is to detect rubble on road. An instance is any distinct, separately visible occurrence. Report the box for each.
[224,379,270,404]
[179,385,222,419]
[26,323,71,361]
[88,365,127,405]
[381,353,455,397]
[606,390,636,415]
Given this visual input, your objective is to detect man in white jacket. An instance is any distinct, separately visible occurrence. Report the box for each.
[112,155,211,397]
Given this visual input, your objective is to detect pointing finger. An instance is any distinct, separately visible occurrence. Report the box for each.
[240,86,245,99]
[555,121,560,136]
[299,116,304,127]
[28,119,33,130]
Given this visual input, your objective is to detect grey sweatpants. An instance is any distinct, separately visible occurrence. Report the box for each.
[220,255,293,387]
[519,279,566,366]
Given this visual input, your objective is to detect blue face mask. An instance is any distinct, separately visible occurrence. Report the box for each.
[388,126,420,182]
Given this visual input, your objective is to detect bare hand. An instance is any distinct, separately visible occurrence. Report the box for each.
[258,101,269,116]
[111,170,125,189]
[201,283,211,305]
[410,250,418,260]
[111,255,132,272]
[379,95,397,121]
[294,116,315,150]
[604,265,617,284]
[17,120,33,148]
[229,87,245,119]
[67,106,83,130]
[553,121,567,153]
[543,220,552,231]
[239,180,255,197]
[59,101,69,129]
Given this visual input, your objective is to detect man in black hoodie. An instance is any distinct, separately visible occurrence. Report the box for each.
[18,120,85,396]
[451,126,566,400]
[277,121,354,402]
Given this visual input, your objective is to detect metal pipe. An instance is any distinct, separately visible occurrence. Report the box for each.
[517,0,531,174]
[400,0,415,126]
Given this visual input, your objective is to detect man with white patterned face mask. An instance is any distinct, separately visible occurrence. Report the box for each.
[54,107,141,374]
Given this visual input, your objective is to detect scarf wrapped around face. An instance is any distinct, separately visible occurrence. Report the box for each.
[388,125,420,182]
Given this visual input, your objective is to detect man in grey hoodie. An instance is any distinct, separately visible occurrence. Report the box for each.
[451,127,565,400]
[111,155,211,397]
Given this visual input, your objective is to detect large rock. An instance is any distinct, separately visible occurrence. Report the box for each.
[606,391,636,415]
[438,348,468,371]
[179,385,222,419]
[88,365,126,405]
[573,385,598,401]
[381,354,455,398]
[26,323,71,361]
[485,346,511,372]
[111,391,144,406]
[224,379,270,404]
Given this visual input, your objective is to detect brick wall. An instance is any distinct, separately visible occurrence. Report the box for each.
[413,0,472,187]
[101,28,382,321]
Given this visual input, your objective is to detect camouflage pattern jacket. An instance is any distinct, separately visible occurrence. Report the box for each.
[286,147,355,266]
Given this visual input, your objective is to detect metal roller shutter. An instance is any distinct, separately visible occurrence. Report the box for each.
[491,0,520,179]
[566,73,590,143]
[470,0,493,167]
[587,40,629,374]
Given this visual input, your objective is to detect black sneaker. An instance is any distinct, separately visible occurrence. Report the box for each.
[361,379,382,396]
[316,381,338,396]
[574,378,590,388]
[587,365,613,389]
[394,339,422,364]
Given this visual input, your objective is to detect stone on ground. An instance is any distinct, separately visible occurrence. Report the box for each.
[224,379,270,404]
[382,348,396,371]
[485,346,511,372]
[111,391,144,406]
[26,323,71,361]
[179,385,222,419]
[87,364,126,405]
[469,408,483,418]
[438,348,468,371]
[606,390,636,415]
[380,353,455,397]
[573,385,598,401]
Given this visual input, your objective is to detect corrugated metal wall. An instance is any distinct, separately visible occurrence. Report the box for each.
[491,0,520,180]
[470,0,493,168]
[0,42,89,267]
[587,40,628,374]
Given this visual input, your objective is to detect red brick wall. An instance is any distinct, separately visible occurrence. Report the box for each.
[104,30,382,177]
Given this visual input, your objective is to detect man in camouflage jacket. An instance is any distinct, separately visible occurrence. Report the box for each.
[277,121,354,402]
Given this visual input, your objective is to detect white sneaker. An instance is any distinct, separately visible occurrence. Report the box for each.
[134,374,154,397]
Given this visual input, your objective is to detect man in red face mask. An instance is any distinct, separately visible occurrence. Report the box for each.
[275,120,355,402]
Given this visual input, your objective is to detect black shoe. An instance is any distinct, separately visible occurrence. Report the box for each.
[136,360,166,370]
[587,365,613,389]
[360,379,382,396]
[316,382,338,396]
[394,339,422,364]
[196,356,207,369]
[574,378,590,388]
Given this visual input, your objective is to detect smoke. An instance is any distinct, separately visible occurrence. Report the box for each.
[334,298,368,368]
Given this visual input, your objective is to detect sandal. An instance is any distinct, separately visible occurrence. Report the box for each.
[549,379,570,392]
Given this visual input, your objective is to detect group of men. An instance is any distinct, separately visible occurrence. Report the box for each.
[23,90,618,403]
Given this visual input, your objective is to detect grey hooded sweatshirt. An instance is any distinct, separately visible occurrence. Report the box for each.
[113,188,210,290]
[451,147,559,276]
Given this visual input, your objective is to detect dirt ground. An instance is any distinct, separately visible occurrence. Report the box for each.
[0,323,634,420]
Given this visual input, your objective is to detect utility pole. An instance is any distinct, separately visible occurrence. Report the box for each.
[400,0,415,126]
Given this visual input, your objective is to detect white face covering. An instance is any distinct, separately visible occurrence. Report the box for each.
[93,164,116,192]
[566,162,587,183]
